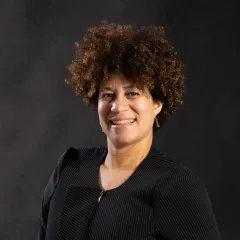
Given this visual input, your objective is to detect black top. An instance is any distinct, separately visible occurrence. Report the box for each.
[38,146,222,240]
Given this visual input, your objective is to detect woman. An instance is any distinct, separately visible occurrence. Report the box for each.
[38,20,222,239]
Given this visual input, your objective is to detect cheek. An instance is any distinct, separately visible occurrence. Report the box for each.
[98,101,108,120]
[133,101,155,124]
[134,101,151,114]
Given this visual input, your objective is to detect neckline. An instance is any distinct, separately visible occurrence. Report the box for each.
[95,145,160,193]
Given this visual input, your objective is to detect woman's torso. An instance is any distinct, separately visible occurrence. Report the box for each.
[44,147,169,240]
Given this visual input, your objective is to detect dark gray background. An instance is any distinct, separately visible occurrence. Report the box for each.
[1,0,239,239]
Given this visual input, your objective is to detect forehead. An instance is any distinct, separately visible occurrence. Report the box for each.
[100,73,132,87]
[99,73,147,92]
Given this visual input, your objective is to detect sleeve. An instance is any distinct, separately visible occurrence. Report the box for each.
[153,167,222,240]
[37,147,74,240]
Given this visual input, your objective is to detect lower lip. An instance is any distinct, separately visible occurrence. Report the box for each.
[111,120,136,128]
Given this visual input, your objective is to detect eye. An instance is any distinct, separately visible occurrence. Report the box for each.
[102,93,114,100]
[126,92,139,97]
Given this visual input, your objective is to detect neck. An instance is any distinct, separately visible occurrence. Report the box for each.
[104,133,153,171]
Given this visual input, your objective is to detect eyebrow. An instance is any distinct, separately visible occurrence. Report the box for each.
[100,85,136,91]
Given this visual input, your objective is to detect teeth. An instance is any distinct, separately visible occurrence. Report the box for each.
[112,119,135,125]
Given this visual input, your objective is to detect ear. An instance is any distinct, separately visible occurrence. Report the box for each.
[153,100,163,116]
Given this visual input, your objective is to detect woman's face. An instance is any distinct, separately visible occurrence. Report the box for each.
[98,73,163,147]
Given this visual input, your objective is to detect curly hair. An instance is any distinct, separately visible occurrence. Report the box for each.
[65,20,185,131]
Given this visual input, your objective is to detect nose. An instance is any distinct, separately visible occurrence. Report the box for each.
[110,94,129,113]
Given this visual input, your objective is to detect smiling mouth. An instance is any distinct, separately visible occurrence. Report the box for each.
[110,119,136,125]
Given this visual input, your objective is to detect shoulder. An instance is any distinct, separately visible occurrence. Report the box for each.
[151,152,221,239]
[150,147,208,199]
[77,146,107,160]
[148,147,194,181]
[42,146,106,200]
[153,161,212,209]
[56,146,107,167]
[150,147,202,180]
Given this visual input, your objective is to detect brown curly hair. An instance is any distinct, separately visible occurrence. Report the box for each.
[65,20,185,131]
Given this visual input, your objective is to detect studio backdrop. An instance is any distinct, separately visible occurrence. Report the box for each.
[0,0,239,239]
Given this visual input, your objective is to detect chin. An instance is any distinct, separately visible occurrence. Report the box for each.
[109,134,140,147]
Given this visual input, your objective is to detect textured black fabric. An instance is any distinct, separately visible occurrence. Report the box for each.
[38,146,222,240]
